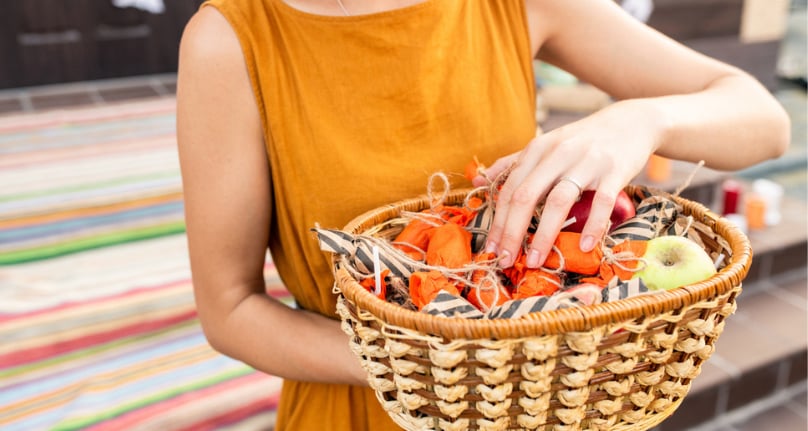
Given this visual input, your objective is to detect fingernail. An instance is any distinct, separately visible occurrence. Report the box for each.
[526,249,541,268]
[484,241,498,254]
[580,235,595,252]
[497,249,512,268]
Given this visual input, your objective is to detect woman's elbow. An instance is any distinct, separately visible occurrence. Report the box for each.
[767,101,791,160]
[195,307,235,357]
[197,315,225,352]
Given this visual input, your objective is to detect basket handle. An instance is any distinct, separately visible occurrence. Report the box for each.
[700,208,721,227]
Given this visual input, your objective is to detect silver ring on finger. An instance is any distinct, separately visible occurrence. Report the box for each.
[557,176,584,200]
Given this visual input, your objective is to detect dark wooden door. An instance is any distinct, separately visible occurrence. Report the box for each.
[0,0,204,89]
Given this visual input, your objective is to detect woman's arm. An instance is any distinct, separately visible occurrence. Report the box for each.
[534,0,789,166]
[481,0,790,269]
[176,7,366,386]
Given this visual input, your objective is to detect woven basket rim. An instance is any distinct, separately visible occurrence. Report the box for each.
[333,185,752,339]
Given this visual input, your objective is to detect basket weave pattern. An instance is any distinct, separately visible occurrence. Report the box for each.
[332,187,751,431]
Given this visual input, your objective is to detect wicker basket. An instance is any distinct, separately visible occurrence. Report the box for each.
[331,186,751,431]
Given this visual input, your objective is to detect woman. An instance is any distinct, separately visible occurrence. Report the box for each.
[175,0,789,429]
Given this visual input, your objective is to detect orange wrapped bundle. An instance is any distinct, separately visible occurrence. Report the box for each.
[543,232,603,275]
[499,245,561,298]
[466,252,511,310]
[501,247,527,287]
[582,239,648,286]
[392,218,436,260]
[409,270,461,310]
[426,222,472,268]
[439,198,482,226]
[392,199,481,261]
[513,269,561,299]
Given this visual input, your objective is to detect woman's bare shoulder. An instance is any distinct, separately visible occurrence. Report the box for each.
[179,6,243,70]
[176,3,262,154]
[177,4,257,110]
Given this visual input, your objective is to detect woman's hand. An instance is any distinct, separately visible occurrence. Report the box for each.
[502,0,790,271]
[473,99,667,269]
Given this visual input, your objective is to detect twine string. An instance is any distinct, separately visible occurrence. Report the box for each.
[678,215,695,237]
[485,164,513,205]
[464,185,490,211]
[601,247,648,273]
[515,272,563,291]
[544,245,565,275]
[359,233,507,291]
[672,160,705,197]
[427,172,451,210]
[471,270,502,313]
[472,155,490,183]
[389,241,427,260]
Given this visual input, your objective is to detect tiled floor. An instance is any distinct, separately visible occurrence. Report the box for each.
[0,74,176,114]
[685,381,807,431]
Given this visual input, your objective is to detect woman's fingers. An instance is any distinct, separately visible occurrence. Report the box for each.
[486,135,586,268]
[486,138,627,268]
[480,101,662,269]
[578,180,623,251]
[487,171,552,267]
[481,137,554,263]
[524,176,585,268]
[479,138,549,264]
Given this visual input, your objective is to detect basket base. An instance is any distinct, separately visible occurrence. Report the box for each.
[382,396,685,431]
[611,397,685,431]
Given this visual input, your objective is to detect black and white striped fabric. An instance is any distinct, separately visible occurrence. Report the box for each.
[600,278,648,303]
[312,228,416,279]
[485,295,562,319]
[422,291,485,319]
[610,188,708,249]
[610,194,679,242]
[420,279,650,319]
[466,204,494,253]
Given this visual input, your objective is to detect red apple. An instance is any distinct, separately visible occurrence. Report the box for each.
[562,190,636,233]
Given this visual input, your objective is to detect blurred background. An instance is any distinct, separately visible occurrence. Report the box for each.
[0,0,202,90]
[0,1,805,430]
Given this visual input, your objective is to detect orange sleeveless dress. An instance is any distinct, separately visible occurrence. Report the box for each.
[201,0,537,429]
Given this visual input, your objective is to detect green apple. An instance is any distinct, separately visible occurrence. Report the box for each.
[632,235,717,291]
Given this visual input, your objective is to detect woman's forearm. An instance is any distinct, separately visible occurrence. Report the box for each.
[477,71,789,270]
[649,73,790,170]
[199,288,368,387]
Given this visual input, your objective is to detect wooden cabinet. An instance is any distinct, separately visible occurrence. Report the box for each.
[0,0,203,89]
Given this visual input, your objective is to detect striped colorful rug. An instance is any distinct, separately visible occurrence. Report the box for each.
[0,98,287,430]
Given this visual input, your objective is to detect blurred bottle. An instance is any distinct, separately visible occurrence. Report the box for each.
[645,154,671,183]
[745,193,767,231]
[752,178,783,226]
[721,179,743,215]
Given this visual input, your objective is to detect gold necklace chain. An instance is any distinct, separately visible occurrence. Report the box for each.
[335,0,350,15]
